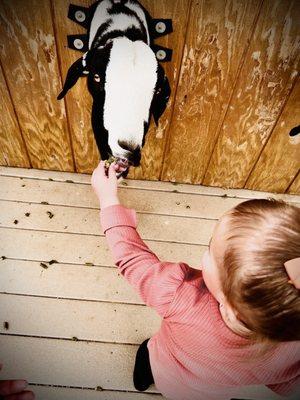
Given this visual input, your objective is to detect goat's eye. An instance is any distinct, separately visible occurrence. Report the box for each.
[94,74,101,83]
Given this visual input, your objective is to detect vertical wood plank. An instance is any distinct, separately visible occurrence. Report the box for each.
[245,77,300,193]
[0,0,74,171]
[204,0,300,189]
[52,0,99,173]
[128,0,191,181]
[0,63,30,167]
[161,0,262,184]
[287,172,300,195]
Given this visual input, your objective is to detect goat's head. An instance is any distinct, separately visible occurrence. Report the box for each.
[58,37,170,176]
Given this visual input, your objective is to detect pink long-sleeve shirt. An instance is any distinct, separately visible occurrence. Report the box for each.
[100,204,300,400]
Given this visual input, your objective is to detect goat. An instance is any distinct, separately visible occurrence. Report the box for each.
[58,0,171,178]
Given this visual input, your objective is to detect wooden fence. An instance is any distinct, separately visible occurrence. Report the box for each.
[0,0,299,193]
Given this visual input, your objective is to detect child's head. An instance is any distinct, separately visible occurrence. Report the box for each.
[201,198,300,343]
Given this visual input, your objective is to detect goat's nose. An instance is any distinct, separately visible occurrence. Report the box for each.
[127,148,141,167]
[117,141,141,167]
[117,157,129,168]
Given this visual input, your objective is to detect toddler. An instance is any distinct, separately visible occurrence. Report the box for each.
[91,161,300,400]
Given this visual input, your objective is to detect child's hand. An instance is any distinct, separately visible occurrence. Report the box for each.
[0,364,35,400]
[91,160,121,209]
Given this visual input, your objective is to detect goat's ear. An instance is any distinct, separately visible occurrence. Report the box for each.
[57,57,87,100]
[151,64,171,126]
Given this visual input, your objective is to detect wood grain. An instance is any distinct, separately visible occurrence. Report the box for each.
[0,176,246,220]
[51,0,99,173]
[0,200,215,245]
[287,171,300,194]
[204,0,300,188]
[0,259,144,304]
[245,77,300,193]
[0,0,74,171]
[0,337,292,399]
[0,63,30,167]
[1,165,300,203]
[161,0,262,184]
[0,228,205,268]
[0,0,299,195]
[0,336,147,392]
[0,169,299,400]
[0,294,160,344]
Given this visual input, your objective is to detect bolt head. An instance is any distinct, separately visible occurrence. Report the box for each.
[75,10,86,22]
[74,39,84,50]
[156,49,166,61]
[155,21,166,34]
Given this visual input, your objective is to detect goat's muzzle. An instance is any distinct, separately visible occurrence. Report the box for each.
[114,157,131,179]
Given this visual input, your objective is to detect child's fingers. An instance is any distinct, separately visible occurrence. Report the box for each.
[0,379,28,395]
[97,160,107,177]
[108,162,118,179]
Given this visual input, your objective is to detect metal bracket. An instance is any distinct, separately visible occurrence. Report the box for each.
[150,19,173,39]
[67,3,173,61]
[67,34,89,52]
[68,4,90,29]
[152,45,173,62]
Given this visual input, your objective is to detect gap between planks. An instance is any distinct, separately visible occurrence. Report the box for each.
[0,291,145,307]
[0,336,291,399]
[0,332,148,348]
[0,227,204,267]
[0,198,223,222]
[0,292,160,343]
[0,335,160,392]
[0,175,252,220]
[1,166,299,202]
[0,254,121,269]
[0,225,208,247]
[27,383,164,400]
[0,199,216,245]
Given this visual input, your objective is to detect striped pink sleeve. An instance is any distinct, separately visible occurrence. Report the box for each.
[100,204,189,317]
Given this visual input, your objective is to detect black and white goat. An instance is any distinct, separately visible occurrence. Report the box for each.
[58,0,171,178]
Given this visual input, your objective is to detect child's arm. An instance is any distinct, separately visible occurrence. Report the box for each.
[100,203,189,317]
[91,161,189,318]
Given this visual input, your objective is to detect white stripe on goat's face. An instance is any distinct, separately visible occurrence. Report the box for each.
[104,37,157,159]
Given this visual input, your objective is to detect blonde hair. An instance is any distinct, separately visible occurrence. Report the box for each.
[220,198,300,344]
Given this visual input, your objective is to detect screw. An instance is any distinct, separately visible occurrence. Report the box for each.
[156,49,166,61]
[155,21,166,34]
[75,10,86,23]
[74,39,84,50]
